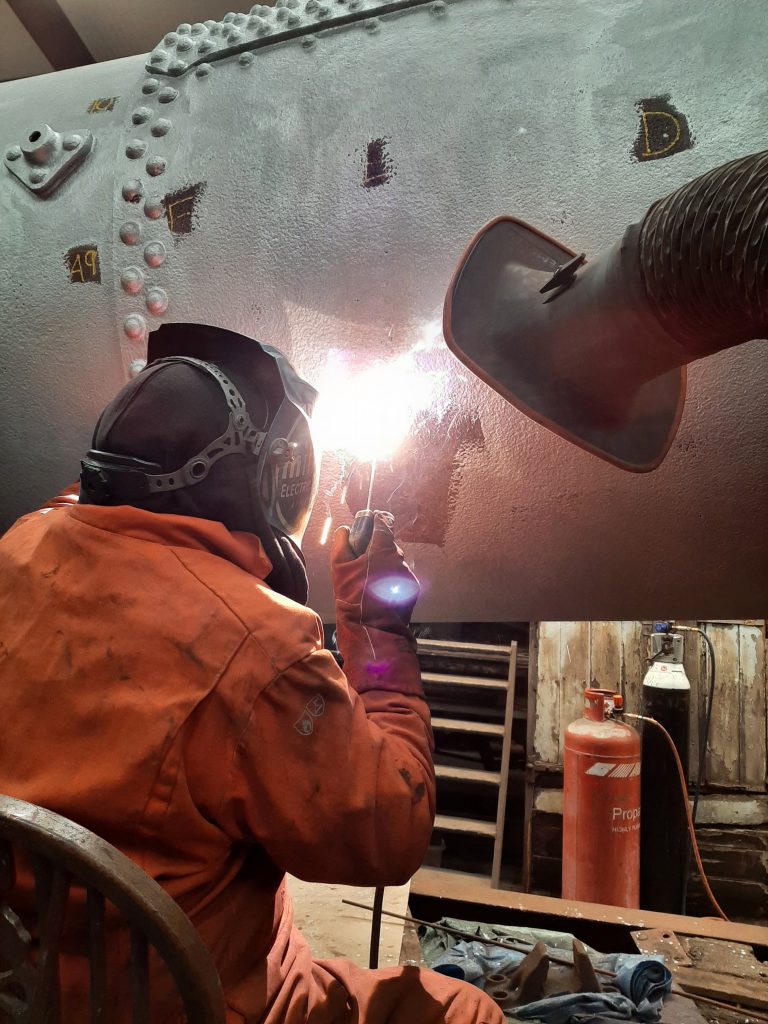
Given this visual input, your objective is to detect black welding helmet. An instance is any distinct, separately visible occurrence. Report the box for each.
[80,323,319,603]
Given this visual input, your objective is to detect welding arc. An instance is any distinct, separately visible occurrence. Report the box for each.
[342,900,768,1021]
[623,714,727,922]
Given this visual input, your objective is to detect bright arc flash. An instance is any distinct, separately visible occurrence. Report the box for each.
[313,351,437,463]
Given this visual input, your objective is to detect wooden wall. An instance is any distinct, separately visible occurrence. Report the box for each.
[529,621,767,789]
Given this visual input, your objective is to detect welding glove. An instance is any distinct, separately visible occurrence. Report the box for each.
[331,511,422,695]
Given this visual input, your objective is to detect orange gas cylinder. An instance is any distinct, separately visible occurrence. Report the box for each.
[562,688,641,908]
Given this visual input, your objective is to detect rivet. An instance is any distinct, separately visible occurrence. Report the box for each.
[276,0,287,6]
[223,11,237,22]
[229,28,244,41]
[169,58,188,72]
[257,21,272,34]
[151,118,172,137]
[430,1,447,13]
[144,198,164,220]
[122,179,144,202]
[364,16,379,30]
[287,11,301,23]
[234,12,248,24]
[164,32,178,46]
[123,314,146,340]
[120,267,144,294]
[142,78,160,94]
[132,107,152,125]
[5,145,22,161]
[276,7,289,18]
[158,87,179,104]
[302,33,317,47]
[204,19,217,28]
[176,37,194,51]
[198,39,214,53]
[144,241,166,267]
[248,15,262,28]
[63,133,82,151]
[150,50,167,63]
[239,52,254,66]
[119,221,142,245]
[146,287,169,316]
[196,63,213,77]
[317,5,330,16]
[126,140,147,160]
[129,359,147,378]
[146,156,166,177]
[192,22,206,34]
[177,22,192,33]
[348,0,360,8]
[29,169,47,185]
[305,0,318,10]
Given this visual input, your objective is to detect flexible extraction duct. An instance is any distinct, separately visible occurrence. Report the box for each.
[444,151,768,471]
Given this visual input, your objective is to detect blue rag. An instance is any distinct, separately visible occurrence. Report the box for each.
[514,991,637,1023]
[613,959,672,1019]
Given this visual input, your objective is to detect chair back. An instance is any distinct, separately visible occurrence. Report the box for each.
[0,795,226,1023]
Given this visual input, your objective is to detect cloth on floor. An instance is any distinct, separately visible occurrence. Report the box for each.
[420,920,672,1023]
[514,991,638,1023]
[613,959,673,1018]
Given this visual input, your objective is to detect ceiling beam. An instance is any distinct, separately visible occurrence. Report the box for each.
[7,0,95,70]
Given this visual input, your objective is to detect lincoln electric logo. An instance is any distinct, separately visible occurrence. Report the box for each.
[279,451,313,500]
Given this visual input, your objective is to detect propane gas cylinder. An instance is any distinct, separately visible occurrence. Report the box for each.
[562,688,641,908]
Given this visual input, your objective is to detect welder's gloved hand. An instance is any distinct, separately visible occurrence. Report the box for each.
[331,512,421,695]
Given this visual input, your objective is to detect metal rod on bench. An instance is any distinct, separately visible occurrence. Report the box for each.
[368,886,384,969]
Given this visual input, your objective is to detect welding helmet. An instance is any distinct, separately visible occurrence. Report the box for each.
[79,324,319,603]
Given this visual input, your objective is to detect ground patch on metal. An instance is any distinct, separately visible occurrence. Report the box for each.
[362,138,394,188]
[633,96,694,161]
[65,244,101,283]
[163,181,207,235]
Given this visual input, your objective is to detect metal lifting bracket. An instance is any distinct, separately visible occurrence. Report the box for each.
[4,123,93,198]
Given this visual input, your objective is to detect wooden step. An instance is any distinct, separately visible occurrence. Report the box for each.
[431,717,505,737]
[435,765,501,785]
[433,814,497,838]
[422,671,508,690]
[418,639,511,662]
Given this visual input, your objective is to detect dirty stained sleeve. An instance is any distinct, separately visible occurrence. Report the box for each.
[219,644,436,887]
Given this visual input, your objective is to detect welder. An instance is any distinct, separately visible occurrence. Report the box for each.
[0,323,502,1024]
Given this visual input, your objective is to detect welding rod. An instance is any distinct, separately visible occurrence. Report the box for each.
[366,458,377,511]
[341,899,768,1022]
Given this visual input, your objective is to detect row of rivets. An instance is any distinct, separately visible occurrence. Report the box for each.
[148,0,416,75]
[120,77,176,347]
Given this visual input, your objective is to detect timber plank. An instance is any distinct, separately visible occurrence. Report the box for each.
[411,867,768,947]
[620,621,646,715]
[559,622,590,763]
[431,717,504,737]
[533,622,561,764]
[740,624,767,789]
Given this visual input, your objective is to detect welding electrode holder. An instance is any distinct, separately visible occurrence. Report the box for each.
[349,510,395,557]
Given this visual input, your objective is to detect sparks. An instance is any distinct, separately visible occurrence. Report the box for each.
[319,514,333,545]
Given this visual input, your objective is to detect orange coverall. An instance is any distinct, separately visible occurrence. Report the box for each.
[0,494,502,1024]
